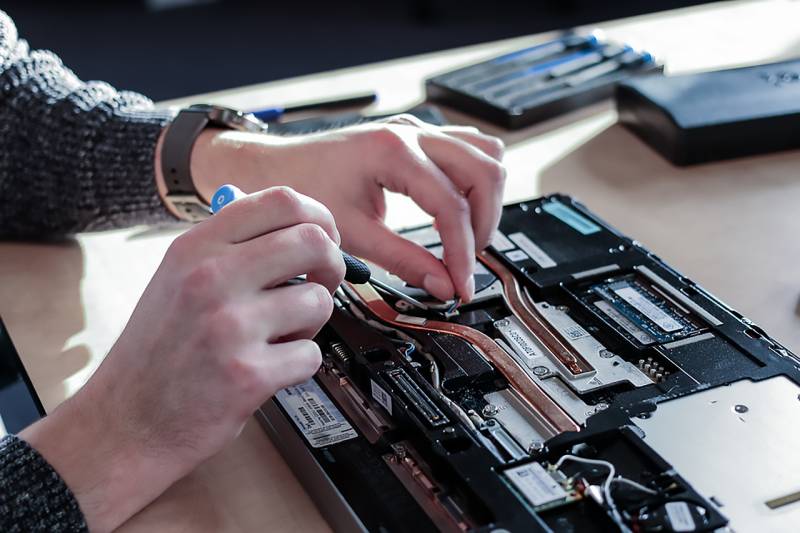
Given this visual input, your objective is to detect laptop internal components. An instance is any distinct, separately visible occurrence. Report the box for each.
[258,195,800,532]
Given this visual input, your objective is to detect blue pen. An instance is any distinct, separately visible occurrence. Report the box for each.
[490,44,630,104]
[467,46,604,94]
[438,34,599,88]
[248,93,377,123]
[209,184,429,309]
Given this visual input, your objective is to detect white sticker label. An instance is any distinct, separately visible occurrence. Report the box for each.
[275,379,358,448]
[594,300,655,345]
[495,318,546,363]
[508,232,557,268]
[371,380,393,414]
[665,501,696,532]
[614,287,683,332]
[491,231,515,252]
[506,250,529,262]
[505,462,567,507]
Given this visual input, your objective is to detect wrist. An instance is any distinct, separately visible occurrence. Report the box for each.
[155,122,296,217]
[189,129,291,198]
[19,381,184,532]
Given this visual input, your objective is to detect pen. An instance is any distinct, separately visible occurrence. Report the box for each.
[248,92,378,122]
[210,184,429,310]
[489,44,628,104]
[439,34,599,88]
[505,50,654,110]
[467,45,603,94]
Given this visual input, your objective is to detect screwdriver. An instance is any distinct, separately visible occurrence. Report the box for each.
[210,184,428,310]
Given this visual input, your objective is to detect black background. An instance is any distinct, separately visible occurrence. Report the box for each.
[2,0,708,101]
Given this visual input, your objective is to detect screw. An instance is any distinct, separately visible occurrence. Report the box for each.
[482,404,499,418]
[734,404,749,413]
[557,305,570,313]
[636,412,652,419]
[528,441,545,454]
[532,366,550,377]
[599,349,614,359]
[392,444,407,459]
[442,426,455,434]
[494,319,509,328]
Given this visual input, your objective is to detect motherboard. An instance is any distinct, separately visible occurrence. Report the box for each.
[259,195,800,532]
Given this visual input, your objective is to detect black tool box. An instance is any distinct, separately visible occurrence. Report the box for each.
[426,32,662,129]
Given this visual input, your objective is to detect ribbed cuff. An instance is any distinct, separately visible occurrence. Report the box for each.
[0,435,87,532]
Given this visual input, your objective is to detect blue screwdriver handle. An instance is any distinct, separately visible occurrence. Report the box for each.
[210,184,371,284]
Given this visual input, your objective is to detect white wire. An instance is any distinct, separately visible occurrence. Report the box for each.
[553,455,632,533]
[612,476,658,495]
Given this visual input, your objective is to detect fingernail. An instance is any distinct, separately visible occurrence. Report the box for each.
[423,274,453,301]
[463,275,475,303]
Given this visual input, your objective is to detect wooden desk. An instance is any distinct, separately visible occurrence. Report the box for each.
[2,1,799,530]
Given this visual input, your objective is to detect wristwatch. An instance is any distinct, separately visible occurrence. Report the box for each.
[160,104,266,222]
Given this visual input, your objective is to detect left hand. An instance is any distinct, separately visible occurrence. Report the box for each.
[185,115,506,302]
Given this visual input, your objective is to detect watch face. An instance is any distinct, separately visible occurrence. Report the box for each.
[202,105,265,133]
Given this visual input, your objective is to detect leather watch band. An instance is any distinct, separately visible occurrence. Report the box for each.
[160,107,213,222]
[160,104,266,222]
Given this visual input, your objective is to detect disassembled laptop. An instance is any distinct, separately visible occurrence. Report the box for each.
[259,195,800,532]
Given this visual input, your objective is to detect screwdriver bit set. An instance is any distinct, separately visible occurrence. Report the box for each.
[425,31,662,129]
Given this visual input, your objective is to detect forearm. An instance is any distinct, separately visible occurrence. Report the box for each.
[0,10,177,239]
[19,385,188,533]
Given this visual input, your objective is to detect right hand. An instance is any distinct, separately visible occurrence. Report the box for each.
[21,186,345,532]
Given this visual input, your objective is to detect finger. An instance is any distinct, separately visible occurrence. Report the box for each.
[201,186,341,246]
[346,215,456,302]
[381,154,476,302]
[260,339,322,393]
[418,132,506,252]
[257,282,334,342]
[225,222,346,293]
[438,127,505,161]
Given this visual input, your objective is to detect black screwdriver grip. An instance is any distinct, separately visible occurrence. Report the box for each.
[342,252,372,284]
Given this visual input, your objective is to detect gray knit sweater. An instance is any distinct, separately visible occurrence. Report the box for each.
[1,9,179,531]
[0,10,175,239]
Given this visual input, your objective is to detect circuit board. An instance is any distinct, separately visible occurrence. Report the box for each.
[258,195,800,533]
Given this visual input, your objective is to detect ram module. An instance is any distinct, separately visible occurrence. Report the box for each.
[577,275,701,345]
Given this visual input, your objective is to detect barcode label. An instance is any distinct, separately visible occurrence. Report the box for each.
[371,380,393,415]
[275,379,358,448]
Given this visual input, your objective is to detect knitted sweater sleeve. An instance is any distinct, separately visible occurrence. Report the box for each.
[0,9,178,239]
[0,435,87,532]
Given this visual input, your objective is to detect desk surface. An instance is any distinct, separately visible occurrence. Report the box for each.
[2,1,799,531]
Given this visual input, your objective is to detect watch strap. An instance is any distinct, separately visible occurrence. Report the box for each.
[161,106,213,222]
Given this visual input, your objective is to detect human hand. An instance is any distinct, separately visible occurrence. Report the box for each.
[21,187,344,532]
[186,115,506,302]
